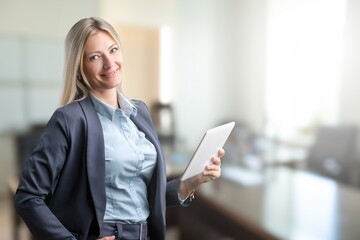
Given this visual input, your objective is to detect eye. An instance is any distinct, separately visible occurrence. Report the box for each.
[110,47,118,54]
[89,55,99,61]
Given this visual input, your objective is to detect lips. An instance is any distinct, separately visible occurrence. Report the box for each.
[100,68,119,78]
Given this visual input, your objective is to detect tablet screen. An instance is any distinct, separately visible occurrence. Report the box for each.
[181,122,235,181]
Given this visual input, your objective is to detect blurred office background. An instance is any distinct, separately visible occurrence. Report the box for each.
[1,0,360,239]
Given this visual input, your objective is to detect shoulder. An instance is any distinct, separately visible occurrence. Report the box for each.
[51,99,90,128]
[56,96,95,116]
[54,101,82,119]
[57,100,82,113]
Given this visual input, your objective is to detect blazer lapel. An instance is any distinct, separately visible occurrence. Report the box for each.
[78,97,106,230]
[131,115,158,147]
[130,108,164,164]
[130,103,167,202]
[131,103,168,238]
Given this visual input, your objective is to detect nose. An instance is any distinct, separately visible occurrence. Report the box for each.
[102,54,113,70]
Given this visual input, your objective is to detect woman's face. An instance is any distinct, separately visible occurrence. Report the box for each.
[82,31,123,93]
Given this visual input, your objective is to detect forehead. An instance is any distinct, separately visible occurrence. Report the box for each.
[84,31,117,52]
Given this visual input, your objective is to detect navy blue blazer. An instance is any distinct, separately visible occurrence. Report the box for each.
[14,96,182,240]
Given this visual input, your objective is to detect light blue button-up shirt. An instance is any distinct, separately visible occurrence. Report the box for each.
[90,93,157,224]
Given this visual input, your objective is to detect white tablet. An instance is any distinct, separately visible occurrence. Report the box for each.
[181,122,235,181]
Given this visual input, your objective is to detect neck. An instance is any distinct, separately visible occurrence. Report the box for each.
[91,89,118,108]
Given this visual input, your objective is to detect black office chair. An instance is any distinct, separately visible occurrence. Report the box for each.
[150,102,175,146]
[306,125,360,187]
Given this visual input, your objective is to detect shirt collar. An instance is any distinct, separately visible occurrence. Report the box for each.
[89,92,137,120]
[118,92,137,117]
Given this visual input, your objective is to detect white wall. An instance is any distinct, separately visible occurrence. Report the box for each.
[0,0,98,38]
[340,0,360,158]
[173,0,239,148]
[98,0,177,28]
[235,0,267,132]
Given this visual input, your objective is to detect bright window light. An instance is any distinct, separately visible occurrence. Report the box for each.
[265,0,346,143]
[160,25,173,104]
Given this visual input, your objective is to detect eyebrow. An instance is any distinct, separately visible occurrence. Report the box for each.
[85,42,118,56]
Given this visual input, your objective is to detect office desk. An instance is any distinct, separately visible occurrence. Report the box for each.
[176,167,360,240]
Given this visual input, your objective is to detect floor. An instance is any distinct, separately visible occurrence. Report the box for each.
[0,196,179,240]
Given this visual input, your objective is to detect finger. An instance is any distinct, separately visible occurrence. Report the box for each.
[210,156,221,166]
[206,163,221,171]
[217,148,225,158]
[205,169,221,177]
[203,167,221,179]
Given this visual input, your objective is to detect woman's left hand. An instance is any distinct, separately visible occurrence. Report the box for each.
[179,148,225,199]
[203,148,224,182]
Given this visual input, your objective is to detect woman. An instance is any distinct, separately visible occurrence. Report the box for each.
[14,17,223,240]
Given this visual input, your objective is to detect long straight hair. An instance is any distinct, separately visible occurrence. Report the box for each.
[61,17,123,106]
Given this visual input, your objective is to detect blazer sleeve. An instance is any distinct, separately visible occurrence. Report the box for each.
[14,109,76,239]
[166,177,193,207]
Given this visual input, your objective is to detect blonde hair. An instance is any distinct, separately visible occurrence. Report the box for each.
[61,17,122,106]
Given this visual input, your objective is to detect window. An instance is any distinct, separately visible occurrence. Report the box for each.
[265,0,346,144]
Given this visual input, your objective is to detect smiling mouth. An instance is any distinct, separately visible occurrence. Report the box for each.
[101,68,119,78]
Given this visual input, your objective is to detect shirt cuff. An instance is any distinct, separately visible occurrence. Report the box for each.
[178,192,194,206]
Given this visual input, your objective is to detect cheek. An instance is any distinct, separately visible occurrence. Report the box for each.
[117,54,124,66]
[83,63,100,79]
